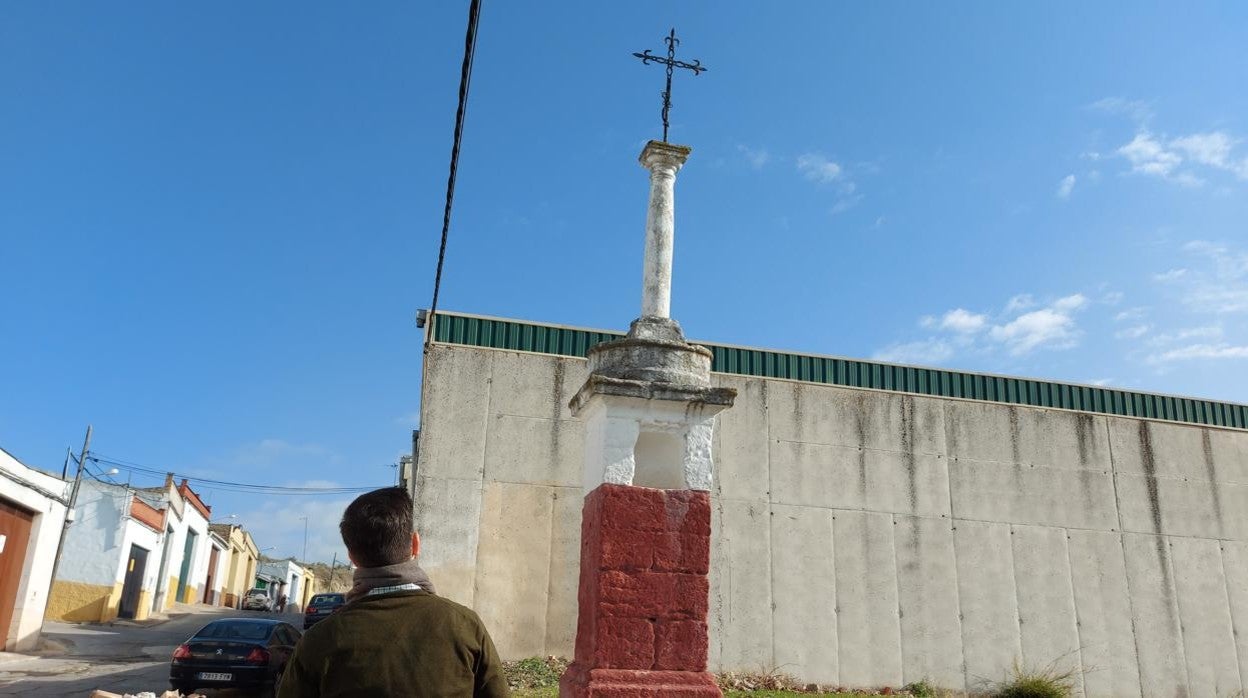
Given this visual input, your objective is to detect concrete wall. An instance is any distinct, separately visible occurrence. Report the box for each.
[0,449,69,651]
[413,343,1248,697]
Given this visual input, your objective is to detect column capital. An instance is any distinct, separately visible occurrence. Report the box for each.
[639,140,692,171]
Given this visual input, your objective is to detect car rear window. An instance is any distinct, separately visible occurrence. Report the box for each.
[310,594,344,605]
[195,621,273,641]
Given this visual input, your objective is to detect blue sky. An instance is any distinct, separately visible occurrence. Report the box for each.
[2,2,1246,563]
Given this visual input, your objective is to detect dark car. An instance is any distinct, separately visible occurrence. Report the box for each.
[303,592,346,629]
[170,618,300,697]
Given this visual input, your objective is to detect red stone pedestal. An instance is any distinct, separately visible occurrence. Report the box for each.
[560,484,721,698]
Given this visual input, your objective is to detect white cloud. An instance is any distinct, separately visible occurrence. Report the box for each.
[938,308,988,333]
[989,307,1082,355]
[1089,378,1114,387]
[231,439,332,467]
[1057,174,1076,199]
[1115,324,1151,340]
[1114,129,1248,186]
[872,339,954,365]
[1089,97,1153,123]
[796,153,843,183]
[1170,132,1235,168]
[1115,307,1148,322]
[878,293,1089,363]
[1101,291,1124,305]
[236,487,355,564]
[1152,268,1188,282]
[1005,294,1035,313]
[1167,241,1248,314]
[737,145,770,169]
[1118,132,1183,178]
[1147,325,1223,346]
[1152,343,1248,362]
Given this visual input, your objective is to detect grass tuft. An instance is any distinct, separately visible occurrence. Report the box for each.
[992,661,1076,698]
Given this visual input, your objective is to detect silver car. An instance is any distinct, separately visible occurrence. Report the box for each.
[242,589,272,612]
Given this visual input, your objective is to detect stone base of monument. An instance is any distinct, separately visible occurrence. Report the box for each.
[559,484,722,698]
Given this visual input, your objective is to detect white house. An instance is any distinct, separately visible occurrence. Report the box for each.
[256,559,314,612]
[47,475,214,622]
[0,447,70,651]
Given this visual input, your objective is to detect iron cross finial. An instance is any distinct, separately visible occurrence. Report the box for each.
[633,28,707,142]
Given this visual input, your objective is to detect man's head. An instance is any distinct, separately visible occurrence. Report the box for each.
[339,487,420,568]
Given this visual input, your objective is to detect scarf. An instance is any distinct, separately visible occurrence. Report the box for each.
[345,558,437,602]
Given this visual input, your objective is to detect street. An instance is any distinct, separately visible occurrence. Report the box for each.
[0,604,293,698]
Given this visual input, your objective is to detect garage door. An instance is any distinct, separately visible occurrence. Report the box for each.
[0,499,34,648]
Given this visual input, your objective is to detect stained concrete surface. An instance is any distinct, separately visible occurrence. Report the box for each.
[415,343,1248,696]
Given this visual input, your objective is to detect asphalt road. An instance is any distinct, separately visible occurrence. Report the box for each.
[0,605,296,698]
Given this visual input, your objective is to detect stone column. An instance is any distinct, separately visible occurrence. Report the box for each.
[561,138,733,698]
[639,140,691,320]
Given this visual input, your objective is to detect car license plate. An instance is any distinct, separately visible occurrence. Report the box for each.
[197,672,232,681]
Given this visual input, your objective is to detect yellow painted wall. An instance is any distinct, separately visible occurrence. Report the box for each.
[181,585,199,604]
[165,577,178,609]
[134,591,152,621]
[45,580,113,622]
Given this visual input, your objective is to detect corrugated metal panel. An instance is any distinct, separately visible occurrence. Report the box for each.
[430,311,1248,430]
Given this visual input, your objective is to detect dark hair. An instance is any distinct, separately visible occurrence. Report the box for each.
[339,487,414,568]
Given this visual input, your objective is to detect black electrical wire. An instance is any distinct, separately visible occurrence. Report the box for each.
[426,0,483,350]
[88,454,384,496]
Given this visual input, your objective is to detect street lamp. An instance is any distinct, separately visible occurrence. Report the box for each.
[299,516,308,562]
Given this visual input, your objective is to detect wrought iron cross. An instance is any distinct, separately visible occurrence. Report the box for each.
[633,29,707,142]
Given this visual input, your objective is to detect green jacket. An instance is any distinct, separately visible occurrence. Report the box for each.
[278,590,510,698]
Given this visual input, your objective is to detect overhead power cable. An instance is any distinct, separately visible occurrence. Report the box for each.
[87,453,385,496]
[426,0,484,350]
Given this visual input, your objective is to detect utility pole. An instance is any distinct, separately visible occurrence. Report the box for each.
[49,425,93,589]
[328,552,337,592]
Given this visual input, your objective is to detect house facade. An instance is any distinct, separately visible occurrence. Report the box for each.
[47,475,215,622]
[256,559,315,612]
[211,523,259,609]
[0,447,70,651]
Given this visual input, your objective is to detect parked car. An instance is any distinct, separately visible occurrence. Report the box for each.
[242,588,273,612]
[169,618,300,697]
[302,592,346,630]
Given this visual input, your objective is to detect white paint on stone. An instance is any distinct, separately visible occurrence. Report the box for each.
[577,394,721,492]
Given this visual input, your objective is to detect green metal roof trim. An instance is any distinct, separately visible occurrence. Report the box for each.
[430,311,1247,430]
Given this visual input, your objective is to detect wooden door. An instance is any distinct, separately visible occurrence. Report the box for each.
[118,545,148,619]
[0,499,35,648]
[202,546,219,604]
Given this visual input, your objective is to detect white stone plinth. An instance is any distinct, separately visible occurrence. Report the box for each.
[577,392,723,492]
[639,140,691,319]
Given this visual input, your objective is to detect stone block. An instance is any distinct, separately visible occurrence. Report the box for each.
[485,414,583,487]
[1010,526,1082,693]
[894,515,964,690]
[945,402,1108,470]
[1121,533,1188,698]
[1220,541,1248,687]
[771,504,837,685]
[1066,530,1140,698]
[712,374,771,502]
[1114,471,1247,539]
[833,510,902,688]
[950,459,1117,530]
[489,350,581,421]
[545,487,584,657]
[653,533,710,575]
[412,475,482,608]
[474,481,554,659]
[953,520,1021,690]
[708,499,772,672]
[596,617,655,669]
[417,345,492,480]
[655,620,708,671]
[768,383,945,455]
[597,570,708,621]
[1170,536,1241,697]
[560,667,721,697]
[594,486,667,532]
